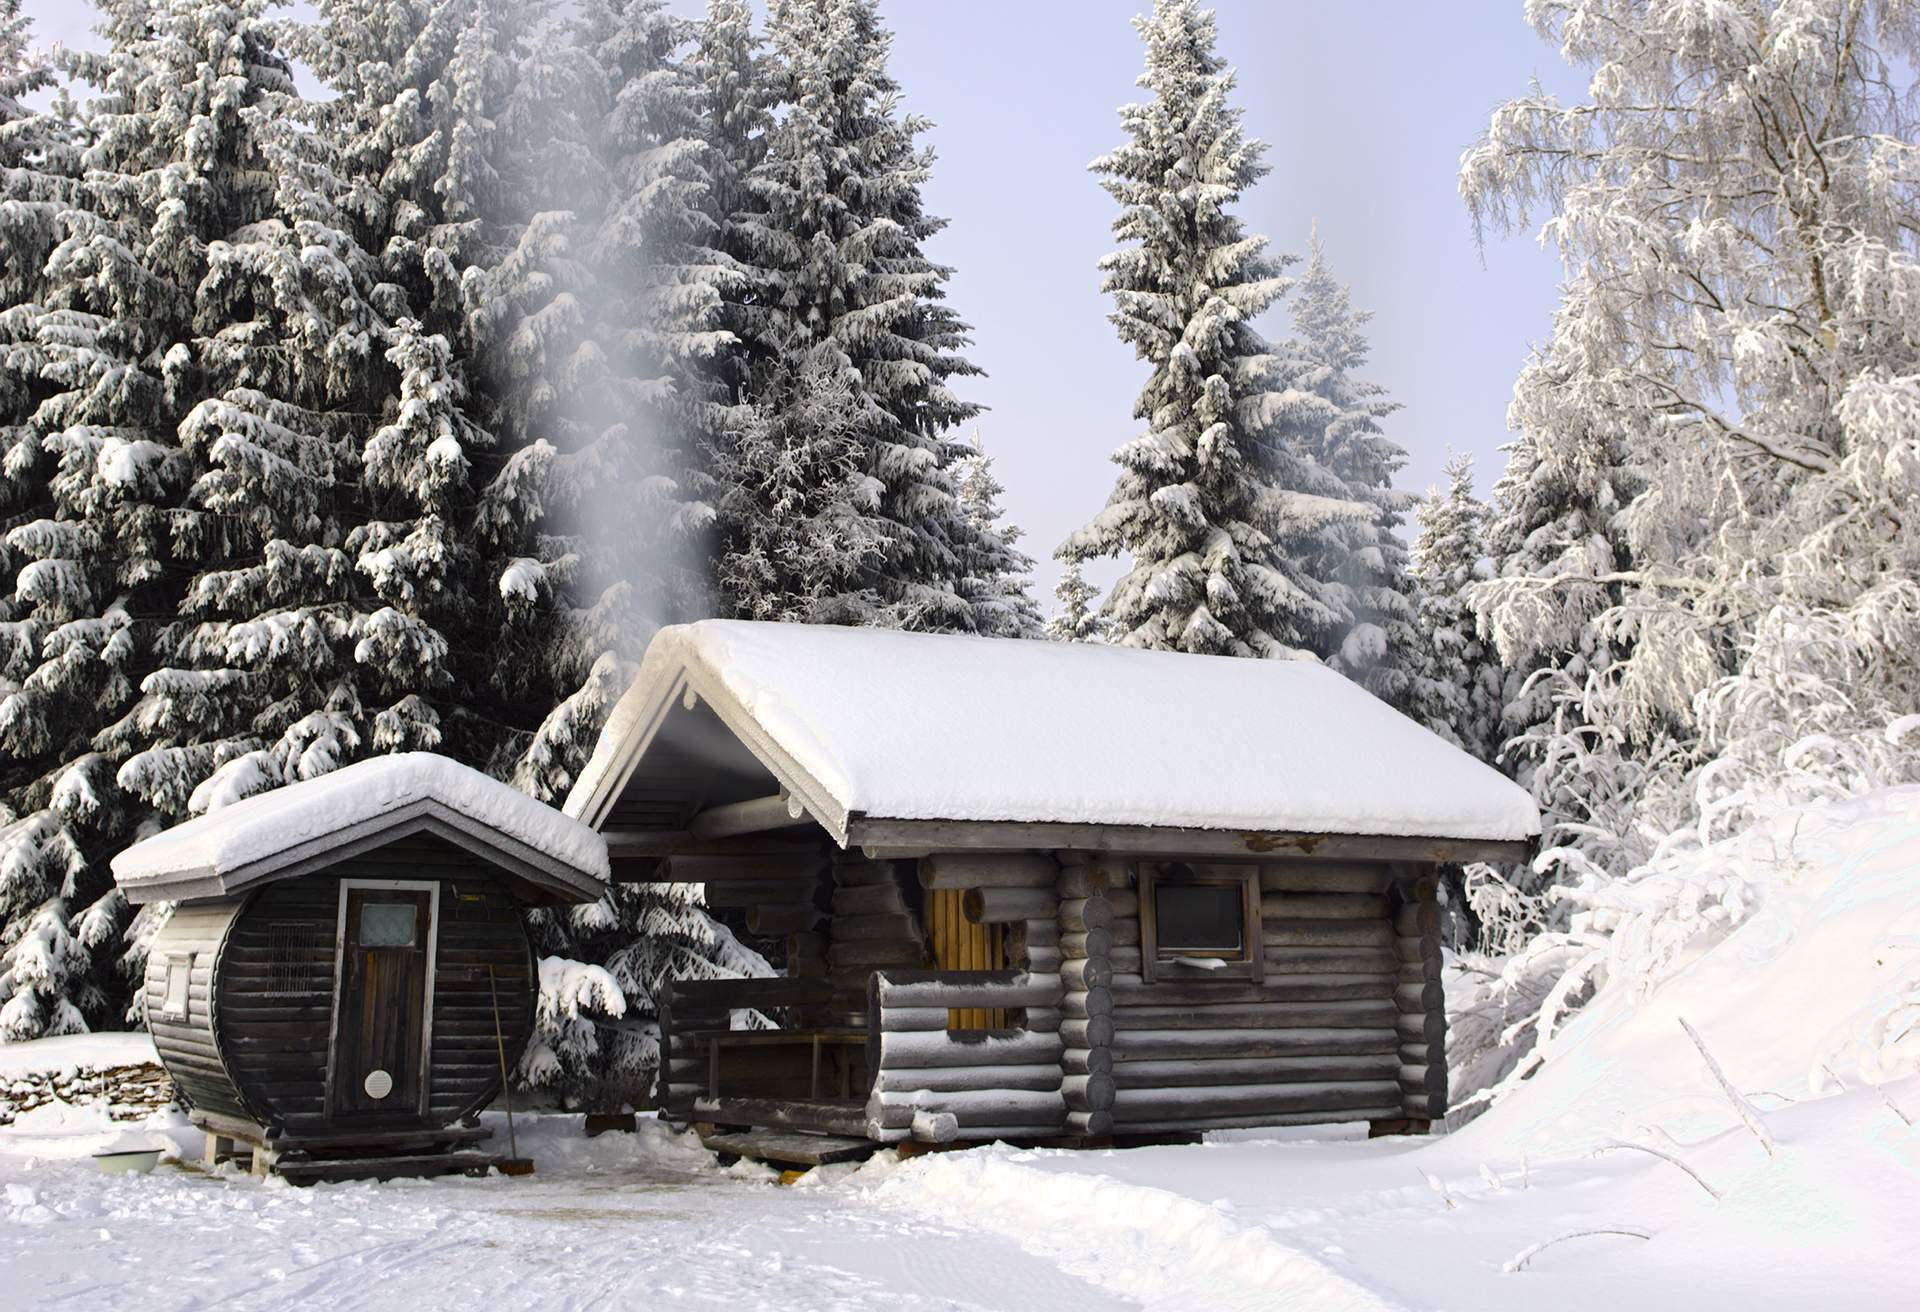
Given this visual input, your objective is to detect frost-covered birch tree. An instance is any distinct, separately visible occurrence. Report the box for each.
[1060,0,1359,656]
[1286,233,1419,701]
[1452,0,1920,1114]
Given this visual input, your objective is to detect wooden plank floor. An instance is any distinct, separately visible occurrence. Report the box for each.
[699,1128,881,1168]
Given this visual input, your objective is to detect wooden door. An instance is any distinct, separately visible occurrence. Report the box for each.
[331,886,433,1121]
[927,888,1005,1030]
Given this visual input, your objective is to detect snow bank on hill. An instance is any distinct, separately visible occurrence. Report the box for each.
[0,1032,156,1077]
[855,786,1920,1309]
[1455,784,1920,1155]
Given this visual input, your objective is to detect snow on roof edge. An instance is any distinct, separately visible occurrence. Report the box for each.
[568,621,1542,845]
[114,753,610,890]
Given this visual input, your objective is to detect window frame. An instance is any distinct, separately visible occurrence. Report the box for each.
[1138,863,1264,984]
[157,953,192,1020]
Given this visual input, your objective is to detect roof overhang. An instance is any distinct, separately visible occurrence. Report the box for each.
[118,798,607,906]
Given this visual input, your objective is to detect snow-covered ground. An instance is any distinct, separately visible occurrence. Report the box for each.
[6,787,1917,1310]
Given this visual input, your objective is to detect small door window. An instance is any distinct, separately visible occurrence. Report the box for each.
[358,901,418,948]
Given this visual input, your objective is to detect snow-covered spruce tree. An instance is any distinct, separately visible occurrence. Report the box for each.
[954,432,1043,638]
[1408,454,1499,763]
[711,353,890,622]
[735,0,1013,632]
[1286,232,1419,701]
[0,0,236,1037]
[109,6,408,827]
[1060,0,1360,656]
[1450,0,1920,1115]
[1047,560,1105,643]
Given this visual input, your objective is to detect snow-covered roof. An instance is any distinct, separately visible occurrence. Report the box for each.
[113,753,609,905]
[567,621,1540,850]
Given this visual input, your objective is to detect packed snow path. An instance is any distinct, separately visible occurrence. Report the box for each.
[0,1114,1133,1312]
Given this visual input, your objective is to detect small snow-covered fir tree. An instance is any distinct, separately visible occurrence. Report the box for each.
[1408,454,1499,762]
[1061,0,1360,656]
[1286,232,1419,702]
[953,432,1043,638]
[1047,560,1104,643]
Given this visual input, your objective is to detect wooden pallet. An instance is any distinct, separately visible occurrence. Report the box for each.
[273,1149,500,1185]
[698,1127,881,1168]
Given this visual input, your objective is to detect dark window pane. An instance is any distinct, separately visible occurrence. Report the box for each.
[359,901,417,948]
[1155,882,1243,954]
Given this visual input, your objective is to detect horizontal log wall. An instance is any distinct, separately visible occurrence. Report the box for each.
[1109,857,1416,1134]
[826,856,927,1026]
[864,969,1067,1142]
[1056,853,1113,1135]
[144,900,248,1124]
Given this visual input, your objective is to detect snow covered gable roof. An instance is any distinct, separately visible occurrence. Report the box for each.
[113,753,609,905]
[566,621,1540,853]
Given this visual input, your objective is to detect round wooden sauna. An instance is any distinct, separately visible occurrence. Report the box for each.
[113,754,607,1181]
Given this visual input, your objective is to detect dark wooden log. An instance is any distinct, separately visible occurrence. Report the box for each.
[1110,1028,1398,1061]
[876,1006,951,1032]
[1067,1108,1114,1136]
[832,883,911,916]
[1061,986,1114,1019]
[1395,1011,1446,1043]
[1062,957,1114,990]
[688,793,807,840]
[874,1029,1063,1069]
[830,858,905,888]
[1060,1016,1115,1049]
[1259,861,1392,895]
[1056,865,1113,898]
[1020,1007,1063,1032]
[1062,928,1116,958]
[1059,897,1113,933]
[1392,903,1439,936]
[964,886,1057,924]
[1108,974,1394,1006]
[666,978,833,1010]
[1112,1054,1398,1088]
[1403,1090,1447,1120]
[1063,1073,1116,1112]
[704,880,817,908]
[919,853,1060,890]
[871,1064,1068,1095]
[873,970,1063,1011]
[1020,947,1063,974]
[832,912,923,942]
[1112,1079,1402,1120]
[1114,1107,1404,1134]
[829,939,930,968]
[1394,981,1444,1013]
[1009,920,1061,950]
[1261,919,1395,949]
[1063,1047,1114,1076]
[1261,892,1391,920]
[746,904,824,936]
[1113,999,1398,1031]
[1398,1063,1448,1095]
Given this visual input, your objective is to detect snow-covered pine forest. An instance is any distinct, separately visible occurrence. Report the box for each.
[1,0,1918,1192]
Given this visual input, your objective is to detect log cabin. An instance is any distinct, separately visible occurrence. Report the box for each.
[112,754,608,1181]
[566,620,1540,1157]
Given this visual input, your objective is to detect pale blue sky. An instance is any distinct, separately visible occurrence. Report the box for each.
[23,1,1584,604]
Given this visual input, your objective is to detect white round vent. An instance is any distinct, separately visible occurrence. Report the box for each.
[363,1069,394,1100]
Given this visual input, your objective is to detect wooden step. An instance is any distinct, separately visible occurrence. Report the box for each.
[699,1128,881,1168]
[693,1095,871,1138]
[273,1149,499,1185]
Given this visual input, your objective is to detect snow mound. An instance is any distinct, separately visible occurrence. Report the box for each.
[577,620,1540,842]
[0,1033,156,1077]
[113,752,609,890]
[1458,785,1920,1155]
[852,1143,1397,1312]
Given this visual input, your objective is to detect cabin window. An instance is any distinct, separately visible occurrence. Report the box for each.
[159,955,191,1018]
[264,922,329,997]
[1139,864,1263,983]
[358,902,418,948]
